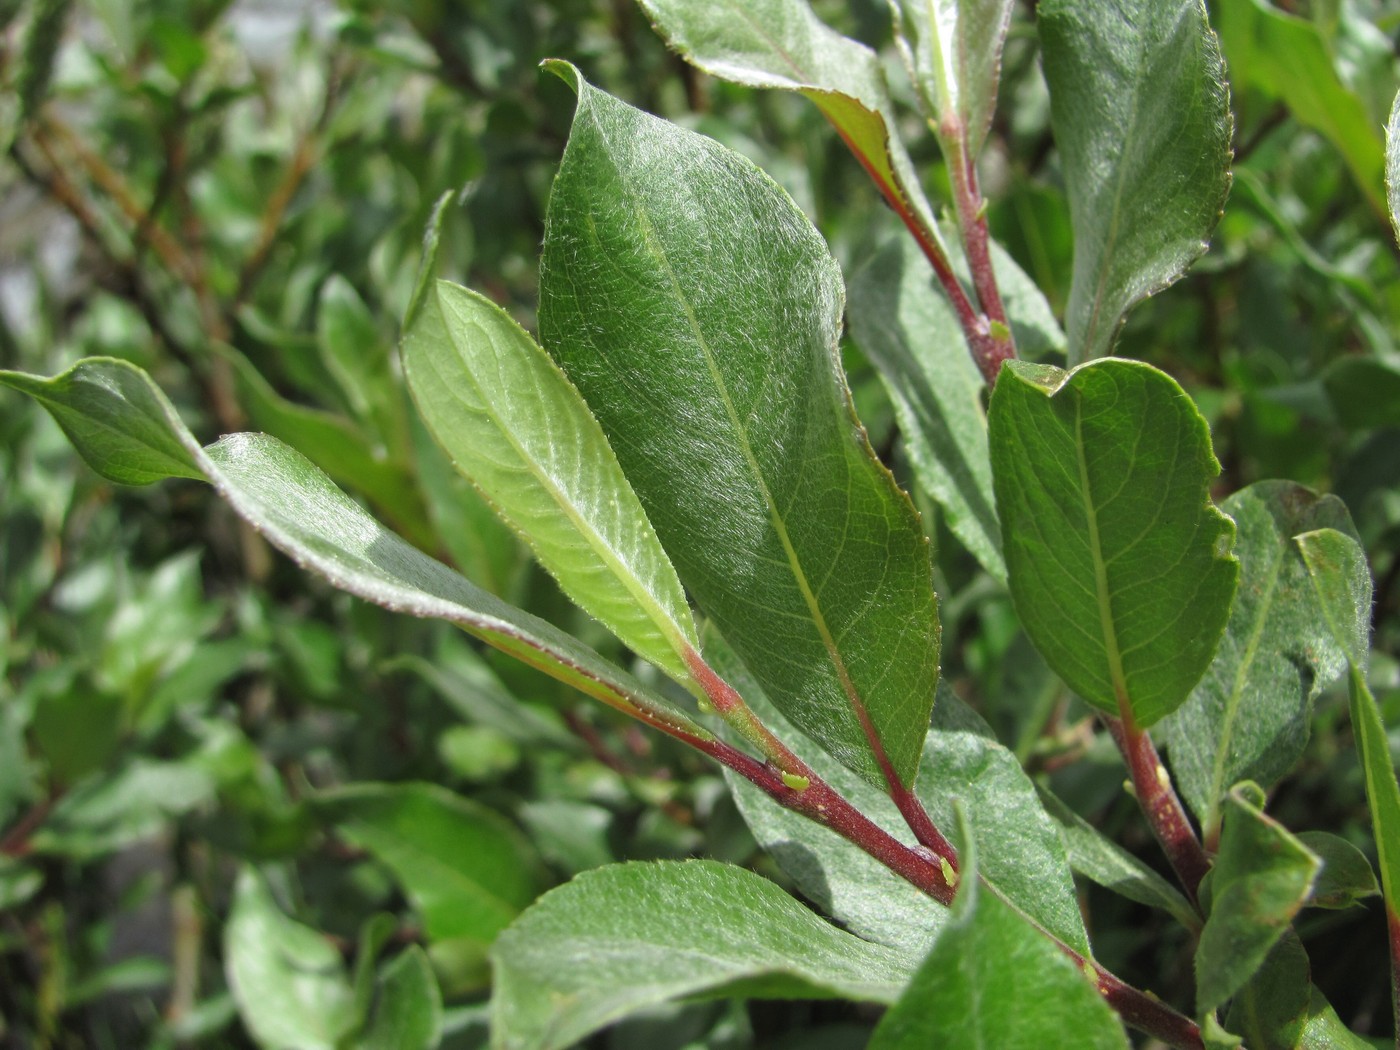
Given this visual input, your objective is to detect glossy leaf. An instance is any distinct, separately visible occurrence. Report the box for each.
[1196,784,1321,1013]
[403,279,699,685]
[714,634,1088,958]
[1038,788,1199,930]
[0,357,711,743]
[988,358,1237,727]
[539,66,940,787]
[489,860,915,1050]
[868,810,1129,1050]
[316,782,540,950]
[636,0,949,261]
[225,868,355,1050]
[1161,482,1353,834]
[1039,0,1231,362]
[1216,0,1386,214]
[889,0,1013,159]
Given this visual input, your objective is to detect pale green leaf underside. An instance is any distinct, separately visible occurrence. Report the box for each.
[0,358,709,743]
[489,860,914,1050]
[868,816,1128,1050]
[1195,785,1320,1013]
[1039,0,1232,363]
[225,868,354,1050]
[1296,529,1400,957]
[317,782,539,947]
[403,280,699,685]
[1161,482,1353,834]
[539,66,939,787]
[890,0,1014,159]
[637,0,948,257]
[989,358,1237,727]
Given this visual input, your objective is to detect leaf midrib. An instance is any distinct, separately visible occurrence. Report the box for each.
[429,290,693,677]
[581,100,886,770]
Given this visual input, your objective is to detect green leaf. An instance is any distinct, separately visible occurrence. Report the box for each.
[1161,482,1354,834]
[1195,784,1321,1013]
[868,809,1129,1050]
[1322,356,1400,431]
[225,868,355,1050]
[713,633,1088,959]
[1296,529,1400,988]
[489,860,915,1050]
[1298,984,1376,1049]
[848,234,1003,582]
[0,357,711,743]
[316,782,541,950]
[1038,788,1199,931]
[889,0,1014,160]
[356,948,443,1050]
[402,280,700,686]
[635,0,950,264]
[1222,932,1310,1050]
[1387,88,1400,246]
[988,358,1238,727]
[1038,0,1232,362]
[1216,0,1386,215]
[1295,831,1380,910]
[539,66,940,788]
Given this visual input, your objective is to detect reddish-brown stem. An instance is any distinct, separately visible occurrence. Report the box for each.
[947,134,1013,346]
[1388,907,1400,1043]
[1104,714,1210,903]
[824,123,1008,387]
[1091,961,1205,1050]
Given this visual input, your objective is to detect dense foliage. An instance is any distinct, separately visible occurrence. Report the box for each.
[2,1,1399,1048]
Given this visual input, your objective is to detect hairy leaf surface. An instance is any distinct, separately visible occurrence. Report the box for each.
[1039,0,1231,362]
[539,66,939,787]
[489,860,913,1050]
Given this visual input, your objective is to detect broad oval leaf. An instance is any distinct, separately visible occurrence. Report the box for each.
[0,358,710,744]
[868,814,1129,1050]
[988,358,1237,727]
[315,782,541,949]
[890,0,1014,160]
[636,0,949,260]
[402,280,700,686]
[489,860,915,1050]
[1039,0,1232,362]
[539,66,940,788]
[1195,784,1320,1013]
[1161,482,1354,836]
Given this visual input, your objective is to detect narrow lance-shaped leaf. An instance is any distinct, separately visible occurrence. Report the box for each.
[1296,527,1400,1023]
[1039,0,1232,363]
[402,280,700,687]
[1195,783,1320,1013]
[489,860,916,1050]
[539,65,940,788]
[869,810,1129,1050]
[988,358,1237,727]
[0,359,711,745]
[889,0,1014,160]
[636,0,950,260]
[1161,482,1354,837]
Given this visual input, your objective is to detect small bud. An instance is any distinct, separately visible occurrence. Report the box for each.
[989,320,1011,342]
[781,771,810,792]
[940,857,958,889]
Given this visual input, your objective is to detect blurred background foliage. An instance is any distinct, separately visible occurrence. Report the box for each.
[0,0,1397,1046]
